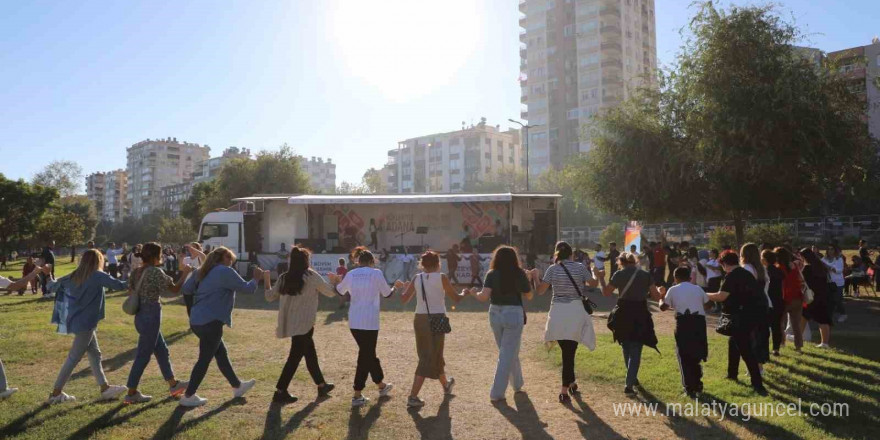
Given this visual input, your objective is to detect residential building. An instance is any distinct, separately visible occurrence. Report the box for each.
[300,156,336,193]
[159,147,251,217]
[385,119,524,194]
[126,137,210,217]
[518,0,657,178]
[160,180,195,218]
[828,38,880,140]
[193,147,251,183]
[86,169,128,223]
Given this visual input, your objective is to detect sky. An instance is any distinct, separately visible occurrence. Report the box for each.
[0,0,877,191]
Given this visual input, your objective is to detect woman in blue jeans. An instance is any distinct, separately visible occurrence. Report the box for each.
[123,242,193,404]
[465,246,533,403]
[179,246,266,408]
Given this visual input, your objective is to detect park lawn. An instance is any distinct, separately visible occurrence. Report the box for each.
[541,308,880,440]
[1,260,78,280]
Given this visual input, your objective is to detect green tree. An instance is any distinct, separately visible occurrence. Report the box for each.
[32,160,84,197]
[0,174,58,254]
[598,222,625,249]
[36,209,85,254]
[361,168,387,194]
[157,217,196,246]
[181,181,218,231]
[60,195,98,242]
[579,2,876,245]
[336,181,366,194]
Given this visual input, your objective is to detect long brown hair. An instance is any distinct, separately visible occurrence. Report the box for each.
[71,249,104,286]
[553,241,573,264]
[198,246,235,281]
[281,247,310,296]
[490,246,524,294]
[740,243,766,286]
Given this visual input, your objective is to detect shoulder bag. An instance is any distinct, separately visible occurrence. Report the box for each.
[797,267,815,305]
[559,262,598,314]
[122,267,148,316]
[420,274,451,334]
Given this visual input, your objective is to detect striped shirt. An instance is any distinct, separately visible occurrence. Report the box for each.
[542,261,593,304]
[335,267,392,330]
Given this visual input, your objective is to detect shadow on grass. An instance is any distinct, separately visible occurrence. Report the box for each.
[64,398,168,440]
[261,399,322,440]
[493,392,554,440]
[566,393,627,440]
[636,388,740,440]
[323,305,348,326]
[346,395,389,440]
[0,402,92,437]
[695,392,803,440]
[70,329,192,380]
[150,397,246,439]
[407,394,453,440]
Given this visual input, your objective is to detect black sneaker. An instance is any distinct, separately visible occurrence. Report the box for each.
[624,386,636,396]
[318,383,335,397]
[753,386,769,397]
[558,393,571,404]
[272,391,298,404]
[568,383,580,395]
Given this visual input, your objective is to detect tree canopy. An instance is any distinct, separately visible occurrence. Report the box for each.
[0,174,58,253]
[578,2,877,244]
[32,160,84,197]
[60,195,98,242]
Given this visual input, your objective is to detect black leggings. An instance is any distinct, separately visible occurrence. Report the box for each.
[185,320,241,396]
[728,328,763,388]
[769,304,784,351]
[350,329,384,391]
[558,340,578,387]
[276,328,325,391]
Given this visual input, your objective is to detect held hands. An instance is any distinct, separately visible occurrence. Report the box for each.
[326,273,341,285]
[393,280,406,290]
[40,264,53,275]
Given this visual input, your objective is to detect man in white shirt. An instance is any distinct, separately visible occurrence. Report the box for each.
[660,267,712,398]
[821,246,847,323]
[105,242,124,278]
[593,244,607,281]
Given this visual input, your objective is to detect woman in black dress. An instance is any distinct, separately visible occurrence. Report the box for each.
[799,248,832,348]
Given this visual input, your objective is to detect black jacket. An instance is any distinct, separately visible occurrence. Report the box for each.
[607,299,659,353]
[675,312,708,361]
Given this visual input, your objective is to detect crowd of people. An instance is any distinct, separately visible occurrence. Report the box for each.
[0,236,865,409]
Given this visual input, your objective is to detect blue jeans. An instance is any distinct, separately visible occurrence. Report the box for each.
[185,320,241,396]
[489,305,524,400]
[127,302,175,389]
[621,340,643,387]
[0,358,7,391]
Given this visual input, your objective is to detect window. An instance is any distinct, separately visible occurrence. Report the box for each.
[200,223,229,240]
[563,25,573,37]
[485,138,491,145]
[485,152,491,159]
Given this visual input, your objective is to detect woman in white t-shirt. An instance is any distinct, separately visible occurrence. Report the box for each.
[398,251,465,408]
[329,250,397,407]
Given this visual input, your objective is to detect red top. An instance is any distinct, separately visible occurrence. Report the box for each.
[777,263,802,302]
[336,266,348,277]
[652,248,666,268]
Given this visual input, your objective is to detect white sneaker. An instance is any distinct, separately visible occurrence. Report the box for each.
[179,394,208,407]
[124,391,152,404]
[407,396,426,408]
[837,315,848,323]
[351,396,369,407]
[378,383,393,397]
[0,388,19,399]
[47,392,76,404]
[233,379,256,398]
[816,343,831,349]
[98,385,127,401]
[444,377,456,395]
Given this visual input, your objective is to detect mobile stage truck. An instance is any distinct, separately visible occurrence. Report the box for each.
[198,193,561,283]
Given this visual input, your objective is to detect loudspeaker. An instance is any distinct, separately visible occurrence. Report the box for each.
[415,226,428,234]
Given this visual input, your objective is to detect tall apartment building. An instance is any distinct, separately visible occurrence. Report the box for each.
[828,38,880,140]
[126,137,210,217]
[160,147,252,217]
[385,119,524,194]
[300,156,336,193]
[193,147,252,183]
[519,0,657,178]
[86,170,128,223]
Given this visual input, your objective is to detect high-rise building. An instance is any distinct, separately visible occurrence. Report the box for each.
[160,147,252,217]
[385,119,524,194]
[300,156,337,193]
[86,169,128,223]
[828,38,880,140]
[126,137,210,217]
[193,147,252,183]
[519,0,657,178]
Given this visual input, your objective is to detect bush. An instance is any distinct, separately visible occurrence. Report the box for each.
[708,227,736,250]
[745,223,792,248]
[598,222,625,249]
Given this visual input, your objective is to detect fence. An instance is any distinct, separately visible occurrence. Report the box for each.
[561,215,880,248]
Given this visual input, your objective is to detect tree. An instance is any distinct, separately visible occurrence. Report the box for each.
[335,181,367,194]
[361,168,387,194]
[60,195,98,242]
[0,174,58,254]
[181,181,219,231]
[157,217,196,246]
[32,160,84,197]
[36,209,85,253]
[579,2,876,245]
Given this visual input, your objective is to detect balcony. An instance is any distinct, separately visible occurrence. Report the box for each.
[599,6,620,18]
[519,15,527,28]
[521,110,529,119]
[841,66,867,79]
[521,94,528,103]
[519,0,526,13]
[601,58,623,69]
[600,25,620,35]
[520,30,527,42]
[601,42,621,52]
[520,48,527,59]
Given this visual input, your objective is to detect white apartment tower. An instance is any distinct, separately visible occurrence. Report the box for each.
[386,119,524,194]
[126,137,210,217]
[519,0,657,177]
[300,156,337,193]
[86,169,128,223]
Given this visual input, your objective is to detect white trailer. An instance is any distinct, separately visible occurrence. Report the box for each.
[198,193,561,279]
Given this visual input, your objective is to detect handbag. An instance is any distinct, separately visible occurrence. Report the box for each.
[122,267,148,316]
[559,262,598,314]
[420,274,451,334]
[796,267,815,305]
[715,312,740,336]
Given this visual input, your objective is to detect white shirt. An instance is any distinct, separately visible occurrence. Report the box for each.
[0,276,12,289]
[663,282,709,316]
[413,272,447,315]
[703,259,722,280]
[594,251,606,269]
[106,248,124,265]
[335,267,392,330]
[183,255,204,285]
[822,257,845,287]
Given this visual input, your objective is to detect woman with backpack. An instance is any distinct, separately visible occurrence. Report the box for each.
[123,242,193,404]
[534,241,599,404]
[398,251,465,408]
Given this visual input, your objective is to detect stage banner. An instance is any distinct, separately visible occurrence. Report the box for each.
[625,221,642,254]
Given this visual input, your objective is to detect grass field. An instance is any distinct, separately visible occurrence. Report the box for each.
[1,258,878,439]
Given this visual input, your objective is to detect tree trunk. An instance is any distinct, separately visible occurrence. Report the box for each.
[71,245,76,263]
[733,214,745,249]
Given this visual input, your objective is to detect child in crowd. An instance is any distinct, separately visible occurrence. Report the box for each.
[337,257,350,308]
[660,266,712,398]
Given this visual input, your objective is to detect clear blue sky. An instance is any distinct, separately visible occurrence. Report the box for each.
[1,0,876,189]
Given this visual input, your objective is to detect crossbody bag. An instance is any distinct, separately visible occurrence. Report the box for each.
[122,267,149,316]
[559,262,598,314]
[420,274,452,334]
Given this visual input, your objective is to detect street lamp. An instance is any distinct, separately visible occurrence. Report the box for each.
[508,118,541,192]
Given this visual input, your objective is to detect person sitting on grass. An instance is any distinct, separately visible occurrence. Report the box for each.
[659,266,712,398]
[45,250,130,404]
